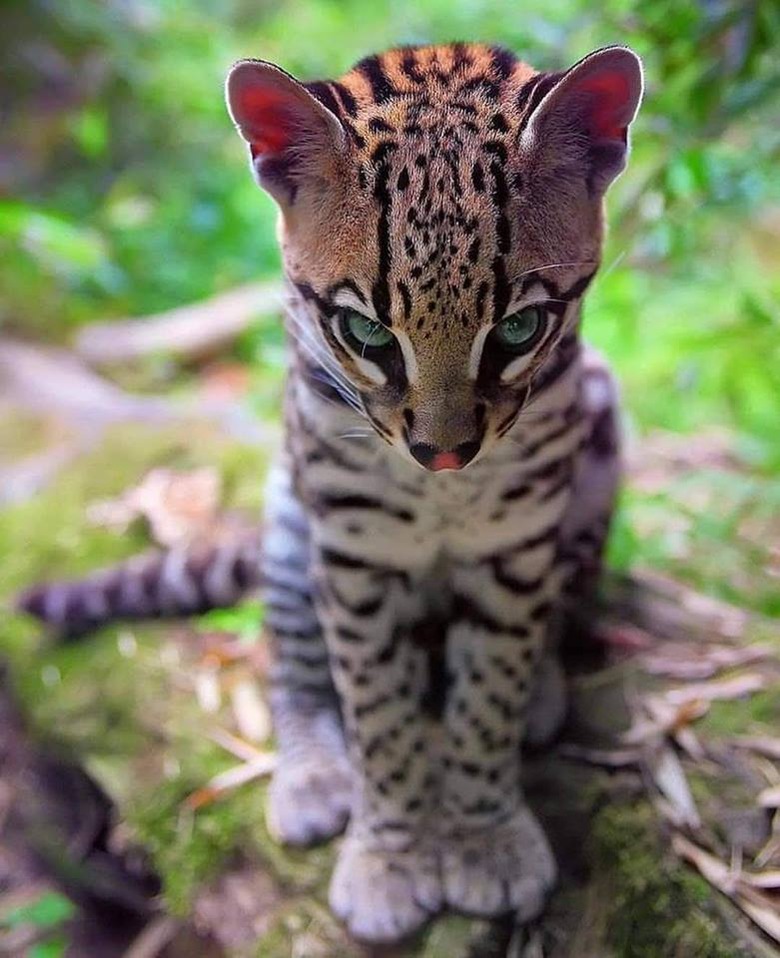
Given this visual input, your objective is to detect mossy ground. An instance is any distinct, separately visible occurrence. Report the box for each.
[1,415,777,957]
[589,804,746,958]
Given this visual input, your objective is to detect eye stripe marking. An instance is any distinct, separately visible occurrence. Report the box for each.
[330,315,388,385]
[469,325,493,380]
[394,330,419,385]
[327,279,369,306]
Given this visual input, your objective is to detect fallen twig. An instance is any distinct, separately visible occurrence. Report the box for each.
[642,641,775,681]
[183,753,277,811]
[557,744,642,767]
[76,281,283,365]
[207,727,266,763]
[730,736,780,762]
[122,916,181,958]
[758,785,780,809]
[230,677,271,744]
[673,833,780,944]
[664,672,768,708]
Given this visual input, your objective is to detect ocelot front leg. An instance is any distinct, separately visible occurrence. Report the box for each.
[262,463,352,846]
[525,348,622,748]
[314,549,442,943]
[440,549,559,919]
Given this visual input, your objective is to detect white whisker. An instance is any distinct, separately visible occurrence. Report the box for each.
[281,307,369,419]
[516,260,599,281]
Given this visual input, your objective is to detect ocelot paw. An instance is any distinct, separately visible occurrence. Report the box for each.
[266,749,352,846]
[524,653,568,749]
[442,804,556,921]
[330,827,442,943]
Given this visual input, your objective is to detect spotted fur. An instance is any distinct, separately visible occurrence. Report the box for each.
[228,41,642,943]
[19,41,642,944]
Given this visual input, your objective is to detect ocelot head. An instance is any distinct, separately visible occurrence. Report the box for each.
[226,43,642,471]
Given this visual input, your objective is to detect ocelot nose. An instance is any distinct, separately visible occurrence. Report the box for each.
[409,440,480,471]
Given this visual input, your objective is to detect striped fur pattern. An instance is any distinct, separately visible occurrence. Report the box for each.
[17,525,262,639]
[224,41,641,943]
[18,41,642,944]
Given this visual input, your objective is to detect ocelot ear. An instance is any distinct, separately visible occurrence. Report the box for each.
[520,46,643,195]
[225,59,347,205]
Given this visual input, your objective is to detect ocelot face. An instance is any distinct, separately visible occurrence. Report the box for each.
[227,43,642,470]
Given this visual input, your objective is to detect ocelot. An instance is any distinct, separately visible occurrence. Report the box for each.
[19,42,642,944]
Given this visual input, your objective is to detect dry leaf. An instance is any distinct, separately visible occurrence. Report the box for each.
[594,622,655,651]
[623,695,708,746]
[674,726,707,762]
[88,467,221,546]
[647,745,701,830]
[755,831,780,870]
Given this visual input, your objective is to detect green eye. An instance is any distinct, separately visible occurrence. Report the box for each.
[341,310,394,350]
[493,306,545,352]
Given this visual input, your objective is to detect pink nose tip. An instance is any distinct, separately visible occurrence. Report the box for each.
[430,451,463,471]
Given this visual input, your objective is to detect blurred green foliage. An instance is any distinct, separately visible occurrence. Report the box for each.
[1,0,779,608]
[1,890,74,958]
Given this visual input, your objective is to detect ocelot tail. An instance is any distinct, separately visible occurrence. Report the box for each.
[18,42,642,944]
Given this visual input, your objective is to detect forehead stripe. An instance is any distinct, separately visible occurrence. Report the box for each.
[397,281,412,319]
[370,143,396,322]
[400,48,425,83]
[490,46,516,82]
[356,54,398,103]
[489,160,511,255]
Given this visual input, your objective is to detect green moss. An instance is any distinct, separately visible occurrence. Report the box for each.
[0,419,275,917]
[245,783,335,894]
[591,802,746,958]
[705,691,780,738]
[130,776,264,916]
[255,900,361,958]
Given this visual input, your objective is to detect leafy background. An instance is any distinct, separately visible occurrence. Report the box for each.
[0,1,779,955]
